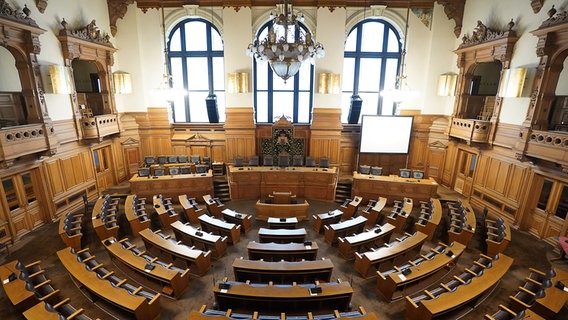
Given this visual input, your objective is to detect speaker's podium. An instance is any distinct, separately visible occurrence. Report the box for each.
[268,191,297,204]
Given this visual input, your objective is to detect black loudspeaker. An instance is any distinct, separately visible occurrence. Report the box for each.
[205,94,219,123]
[347,95,363,124]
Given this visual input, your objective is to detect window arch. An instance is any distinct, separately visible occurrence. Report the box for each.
[253,22,315,124]
[168,18,225,123]
[342,19,402,123]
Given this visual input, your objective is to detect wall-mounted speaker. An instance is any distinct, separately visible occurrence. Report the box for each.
[347,95,362,124]
[205,94,219,123]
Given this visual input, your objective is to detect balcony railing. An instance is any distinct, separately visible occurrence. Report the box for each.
[0,123,52,166]
[449,118,491,144]
[80,114,119,140]
[524,129,568,165]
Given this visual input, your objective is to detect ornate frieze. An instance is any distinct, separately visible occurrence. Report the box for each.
[458,20,516,49]
[0,1,39,27]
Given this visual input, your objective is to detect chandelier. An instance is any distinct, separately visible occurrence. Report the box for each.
[246,0,325,82]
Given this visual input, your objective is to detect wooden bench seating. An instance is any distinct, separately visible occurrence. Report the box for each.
[377,242,466,301]
[171,220,228,259]
[232,257,333,284]
[139,228,212,276]
[203,194,225,219]
[405,253,513,320]
[190,305,378,320]
[247,241,318,261]
[153,194,179,228]
[312,209,342,233]
[198,214,241,244]
[355,231,427,278]
[125,195,151,236]
[23,299,100,320]
[415,198,442,241]
[485,217,512,256]
[447,199,476,247]
[222,208,253,233]
[59,212,84,251]
[57,247,161,320]
[255,200,310,221]
[258,227,307,244]
[484,305,544,320]
[338,196,363,220]
[102,237,190,299]
[360,197,387,226]
[91,195,120,241]
[213,280,353,314]
[386,197,413,234]
[324,216,367,246]
[338,223,395,260]
[179,194,205,224]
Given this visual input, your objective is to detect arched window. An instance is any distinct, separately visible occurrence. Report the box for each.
[168,18,225,123]
[253,22,315,124]
[342,19,402,123]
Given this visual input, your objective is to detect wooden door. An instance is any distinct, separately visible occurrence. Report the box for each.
[453,149,477,196]
[93,146,116,192]
[0,170,45,241]
[123,146,141,178]
[529,175,568,245]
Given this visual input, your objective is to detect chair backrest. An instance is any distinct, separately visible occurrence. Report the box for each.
[319,157,329,168]
[138,167,150,177]
[180,166,192,174]
[154,167,165,176]
[168,167,180,175]
[190,155,201,164]
[359,165,370,175]
[292,155,303,166]
[202,156,211,166]
[144,156,156,166]
[263,155,274,166]
[157,156,167,165]
[234,156,244,167]
[248,156,259,166]
[278,155,289,167]
[167,156,178,163]
[195,164,209,174]
[305,156,316,167]
[178,155,189,163]
[371,166,383,176]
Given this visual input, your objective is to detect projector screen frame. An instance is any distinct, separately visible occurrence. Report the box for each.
[359,115,414,154]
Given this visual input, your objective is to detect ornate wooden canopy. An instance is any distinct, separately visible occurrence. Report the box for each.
[106,0,465,37]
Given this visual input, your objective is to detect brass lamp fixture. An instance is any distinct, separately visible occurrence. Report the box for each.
[246,0,325,83]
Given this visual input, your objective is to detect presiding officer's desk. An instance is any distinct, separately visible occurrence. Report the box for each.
[247,241,318,261]
[352,173,438,203]
[232,258,334,284]
[213,280,353,314]
[228,165,338,202]
[130,170,213,200]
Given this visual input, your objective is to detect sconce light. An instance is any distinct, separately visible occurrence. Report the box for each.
[318,72,341,94]
[227,72,249,93]
[49,65,73,94]
[436,73,457,96]
[113,72,132,94]
[498,68,527,98]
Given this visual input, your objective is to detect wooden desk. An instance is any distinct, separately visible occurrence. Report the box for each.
[355,232,427,278]
[352,173,438,203]
[405,254,513,320]
[258,227,307,243]
[228,166,338,202]
[139,228,211,276]
[360,197,387,227]
[203,194,225,219]
[415,199,442,241]
[91,197,119,241]
[339,196,363,220]
[255,200,310,221]
[485,219,511,257]
[387,198,413,234]
[189,306,379,320]
[312,209,342,233]
[532,267,568,319]
[267,217,298,229]
[125,195,151,236]
[57,248,161,320]
[324,216,367,246]
[58,212,83,251]
[130,171,213,200]
[0,260,37,312]
[338,223,395,260]
[232,258,333,284]
[213,281,353,313]
[103,237,190,299]
[222,208,253,233]
[23,301,63,320]
[179,195,205,224]
[247,241,318,261]
[171,221,228,259]
[198,214,241,244]
[377,242,465,301]
[153,195,179,229]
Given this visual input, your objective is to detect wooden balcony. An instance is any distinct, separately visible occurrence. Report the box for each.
[524,130,568,166]
[449,118,491,144]
[0,123,52,167]
[80,114,120,140]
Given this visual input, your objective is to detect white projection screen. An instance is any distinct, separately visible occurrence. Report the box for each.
[359,115,414,154]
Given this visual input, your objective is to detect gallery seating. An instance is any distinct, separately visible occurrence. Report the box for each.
[232,257,334,284]
[179,194,205,224]
[247,241,318,261]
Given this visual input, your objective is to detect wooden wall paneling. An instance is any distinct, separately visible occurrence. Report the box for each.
[120,114,142,178]
[310,108,342,165]
[441,141,459,187]
[123,147,141,178]
[426,117,449,182]
[493,123,521,149]
[52,119,80,144]
[81,150,95,181]
[111,137,127,182]
[225,107,256,163]
[134,108,173,157]
[44,159,65,196]
[339,127,358,176]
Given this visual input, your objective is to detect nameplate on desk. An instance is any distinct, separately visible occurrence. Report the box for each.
[309,286,322,295]
[398,274,407,281]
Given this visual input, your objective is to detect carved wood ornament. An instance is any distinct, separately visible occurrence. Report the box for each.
[530,0,544,13]
[107,0,135,36]
[35,0,48,13]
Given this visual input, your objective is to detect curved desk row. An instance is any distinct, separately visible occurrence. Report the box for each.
[247,241,318,262]
[232,258,333,284]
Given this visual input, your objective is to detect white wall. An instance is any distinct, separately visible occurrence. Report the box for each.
[0,47,21,91]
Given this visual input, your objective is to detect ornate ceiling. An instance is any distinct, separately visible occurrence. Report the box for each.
[106,0,465,37]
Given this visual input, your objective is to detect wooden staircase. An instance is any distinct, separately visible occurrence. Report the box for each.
[213,175,231,202]
[335,178,352,204]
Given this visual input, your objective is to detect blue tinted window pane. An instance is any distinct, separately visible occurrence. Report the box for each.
[361,22,384,52]
[185,22,207,51]
[211,28,223,50]
[298,92,311,123]
[213,57,225,90]
[272,92,294,119]
[170,29,182,51]
[345,30,357,51]
[359,92,379,116]
[187,58,209,90]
